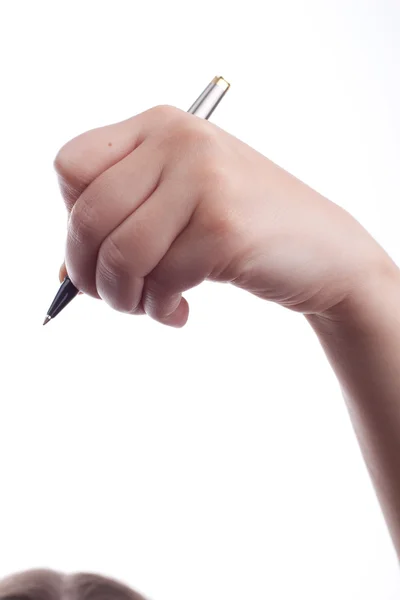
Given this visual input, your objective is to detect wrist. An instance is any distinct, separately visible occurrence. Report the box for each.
[305,255,400,407]
[307,254,400,336]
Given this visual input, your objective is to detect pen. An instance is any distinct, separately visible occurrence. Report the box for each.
[43,75,230,325]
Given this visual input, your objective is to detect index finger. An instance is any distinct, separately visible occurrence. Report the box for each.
[54,105,181,211]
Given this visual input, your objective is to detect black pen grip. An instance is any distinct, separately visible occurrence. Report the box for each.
[46,277,79,319]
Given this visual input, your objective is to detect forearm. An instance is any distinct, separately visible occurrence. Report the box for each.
[306,261,400,556]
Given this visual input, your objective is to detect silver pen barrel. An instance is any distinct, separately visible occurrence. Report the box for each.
[188,76,230,119]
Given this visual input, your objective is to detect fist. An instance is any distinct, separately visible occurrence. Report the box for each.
[55,105,388,326]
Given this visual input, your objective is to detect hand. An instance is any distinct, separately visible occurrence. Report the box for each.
[55,105,392,327]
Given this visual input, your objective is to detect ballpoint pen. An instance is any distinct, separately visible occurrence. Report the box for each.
[43,75,230,325]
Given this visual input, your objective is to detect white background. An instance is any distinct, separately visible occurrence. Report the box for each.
[0,1,399,599]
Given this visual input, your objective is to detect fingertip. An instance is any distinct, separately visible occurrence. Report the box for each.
[59,263,67,283]
[164,297,189,327]
[159,297,189,328]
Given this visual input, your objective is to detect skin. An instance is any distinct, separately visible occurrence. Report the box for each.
[0,569,145,600]
[55,105,400,556]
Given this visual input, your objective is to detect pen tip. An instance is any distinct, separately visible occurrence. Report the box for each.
[43,315,51,326]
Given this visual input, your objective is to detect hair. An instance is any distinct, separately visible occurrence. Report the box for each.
[0,570,146,600]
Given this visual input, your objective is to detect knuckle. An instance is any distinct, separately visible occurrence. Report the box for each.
[144,285,175,321]
[53,144,73,182]
[146,104,182,125]
[54,140,86,189]
[97,236,137,313]
[68,193,98,248]
[197,195,240,239]
[97,235,129,286]
[197,156,233,198]
[158,116,215,159]
[68,170,114,246]
[175,118,215,149]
